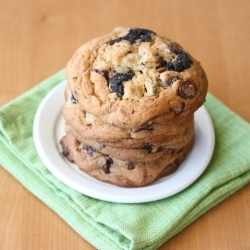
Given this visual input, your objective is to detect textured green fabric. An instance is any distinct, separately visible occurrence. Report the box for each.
[1,69,250,250]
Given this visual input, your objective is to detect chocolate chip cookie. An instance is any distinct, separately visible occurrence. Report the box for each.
[63,87,194,141]
[60,133,192,187]
[65,119,194,149]
[66,28,208,129]
[64,128,193,162]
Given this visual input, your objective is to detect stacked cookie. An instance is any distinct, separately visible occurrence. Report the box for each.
[60,28,208,187]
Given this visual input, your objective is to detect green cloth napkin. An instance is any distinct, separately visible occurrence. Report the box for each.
[1,69,250,250]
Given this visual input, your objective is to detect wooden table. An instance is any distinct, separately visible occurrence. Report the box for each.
[1,0,250,249]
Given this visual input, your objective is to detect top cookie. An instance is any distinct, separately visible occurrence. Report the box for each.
[66,28,208,128]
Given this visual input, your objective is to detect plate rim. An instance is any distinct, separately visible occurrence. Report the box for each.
[33,80,215,203]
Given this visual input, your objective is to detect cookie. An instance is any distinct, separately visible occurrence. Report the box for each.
[65,119,194,149]
[63,87,194,141]
[66,28,208,129]
[60,133,192,187]
[63,129,193,162]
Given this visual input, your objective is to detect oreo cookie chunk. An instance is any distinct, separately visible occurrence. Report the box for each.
[165,52,193,72]
[108,68,135,97]
[109,28,155,45]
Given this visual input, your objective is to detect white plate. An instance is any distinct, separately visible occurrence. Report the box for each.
[33,80,215,203]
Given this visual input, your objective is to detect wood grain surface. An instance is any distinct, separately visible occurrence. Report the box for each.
[0,0,250,249]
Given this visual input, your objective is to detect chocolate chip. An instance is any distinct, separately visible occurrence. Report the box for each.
[156,55,167,71]
[61,144,70,157]
[157,67,166,73]
[134,122,153,132]
[171,102,185,114]
[142,143,153,153]
[109,28,155,45]
[92,69,109,81]
[156,146,164,153]
[70,93,78,104]
[167,76,179,86]
[167,159,180,173]
[102,161,111,174]
[60,140,74,162]
[108,70,135,97]
[108,157,114,165]
[160,76,179,88]
[178,81,196,99]
[165,52,193,72]
[128,162,135,170]
[84,145,96,155]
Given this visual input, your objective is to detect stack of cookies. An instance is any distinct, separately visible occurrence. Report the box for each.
[60,28,208,187]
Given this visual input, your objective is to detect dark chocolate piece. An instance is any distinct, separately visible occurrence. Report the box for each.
[171,102,185,114]
[60,138,74,163]
[134,122,153,133]
[102,160,111,174]
[160,76,179,88]
[156,55,167,70]
[128,162,135,170]
[70,93,78,104]
[178,81,196,99]
[84,145,96,155]
[142,143,153,153]
[108,157,114,165]
[92,69,109,81]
